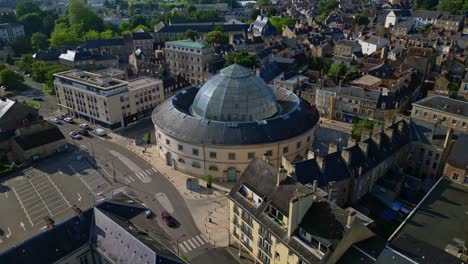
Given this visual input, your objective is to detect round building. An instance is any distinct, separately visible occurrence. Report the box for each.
[152,64,319,181]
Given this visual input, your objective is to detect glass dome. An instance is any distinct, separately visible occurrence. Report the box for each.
[191,64,279,122]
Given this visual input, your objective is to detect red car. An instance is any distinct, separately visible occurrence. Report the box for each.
[161,211,176,227]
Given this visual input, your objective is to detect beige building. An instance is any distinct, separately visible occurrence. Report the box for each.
[164,39,214,85]
[227,158,376,264]
[411,96,468,133]
[152,64,319,181]
[54,70,163,130]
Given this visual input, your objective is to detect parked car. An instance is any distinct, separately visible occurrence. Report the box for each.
[161,211,176,227]
[68,131,81,139]
[79,124,90,130]
[78,130,90,137]
[33,97,43,101]
[63,117,73,123]
[50,118,60,124]
[56,114,65,120]
[93,128,106,136]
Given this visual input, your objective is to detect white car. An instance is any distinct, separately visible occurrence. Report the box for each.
[79,124,89,130]
[56,114,65,120]
[63,117,73,123]
[69,131,81,139]
[50,118,60,124]
[93,128,106,136]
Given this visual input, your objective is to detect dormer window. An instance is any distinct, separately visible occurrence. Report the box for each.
[239,184,263,207]
[269,207,284,226]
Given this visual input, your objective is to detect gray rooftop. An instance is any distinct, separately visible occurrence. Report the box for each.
[191,64,280,122]
[413,96,468,118]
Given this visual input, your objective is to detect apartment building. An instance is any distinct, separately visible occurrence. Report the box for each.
[411,96,468,133]
[164,39,214,85]
[0,23,24,43]
[443,134,468,185]
[54,70,163,130]
[227,158,376,264]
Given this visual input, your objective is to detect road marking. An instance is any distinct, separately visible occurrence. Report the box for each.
[135,172,144,180]
[12,187,34,226]
[124,178,130,184]
[141,170,148,177]
[4,192,8,198]
[77,193,82,202]
[39,226,47,231]
[182,241,192,251]
[187,239,196,249]
[179,243,188,253]
[152,167,158,173]
[196,235,205,245]
[20,222,26,231]
[47,175,71,207]
[29,179,52,216]
[155,193,174,213]
[145,169,152,175]
[6,228,11,239]
[128,176,135,182]
[191,237,200,247]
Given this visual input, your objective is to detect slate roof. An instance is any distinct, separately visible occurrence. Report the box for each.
[132,32,153,40]
[388,178,468,264]
[84,38,125,49]
[446,133,468,169]
[59,50,93,61]
[13,123,65,151]
[152,86,319,146]
[156,24,249,33]
[0,98,15,120]
[412,10,441,19]
[413,96,468,118]
[337,86,381,102]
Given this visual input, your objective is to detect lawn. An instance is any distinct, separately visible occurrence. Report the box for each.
[27,101,41,109]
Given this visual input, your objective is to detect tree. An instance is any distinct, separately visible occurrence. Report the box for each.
[351,119,375,140]
[185,30,198,40]
[100,30,119,39]
[256,0,270,5]
[355,14,370,26]
[0,68,24,89]
[205,30,229,45]
[41,14,58,36]
[118,21,131,32]
[19,13,43,36]
[344,67,360,81]
[83,30,101,40]
[269,16,295,34]
[133,25,151,32]
[10,36,32,55]
[16,1,41,18]
[328,62,348,78]
[31,32,49,51]
[225,51,257,68]
[317,0,337,20]
[50,23,82,47]
[68,0,103,32]
[4,53,14,65]
[146,132,151,144]
[250,9,260,20]
[130,15,147,28]
[205,174,213,188]
[437,0,466,14]
[309,57,330,72]
[447,82,459,92]
[18,54,34,72]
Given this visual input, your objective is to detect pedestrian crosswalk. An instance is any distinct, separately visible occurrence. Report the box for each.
[121,167,159,184]
[178,235,209,254]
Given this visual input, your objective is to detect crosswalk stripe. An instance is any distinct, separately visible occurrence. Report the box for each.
[179,243,188,253]
[135,172,143,179]
[191,237,200,247]
[201,235,209,243]
[182,241,192,251]
[145,169,152,174]
[124,178,130,184]
[152,167,158,173]
[196,235,205,245]
[187,239,196,249]
[128,176,135,182]
[141,170,148,177]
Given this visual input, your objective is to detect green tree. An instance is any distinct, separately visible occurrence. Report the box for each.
[100,30,119,39]
[16,1,41,18]
[185,30,198,40]
[250,9,260,20]
[31,32,49,51]
[447,82,459,92]
[50,23,81,47]
[225,51,257,68]
[354,14,370,26]
[133,25,151,32]
[256,0,270,5]
[328,62,348,78]
[205,174,213,188]
[68,0,104,32]
[269,16,295,34]
[351,119,375,140]
[83,30,101,40]
[118,21,131,32]
[437,0,466,14]
[10,36,32,55]
[317,0,337,20]
[4,53,14,65]
[344,67,360,81]
[18,54,34,72]
[0,68,24,89]
[130,15,147,28]
[18,13,43,36]
[41,14,58,36]
[205,30,229,45]
[146,132,151,144]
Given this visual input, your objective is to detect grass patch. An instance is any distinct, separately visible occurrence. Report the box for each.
[0,160,21,178]
[27,101,40,109]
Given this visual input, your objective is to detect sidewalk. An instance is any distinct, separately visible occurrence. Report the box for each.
[127,142,233,248]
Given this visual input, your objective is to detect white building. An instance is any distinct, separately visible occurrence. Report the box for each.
[358,35,389,55]
[412,10,441,29]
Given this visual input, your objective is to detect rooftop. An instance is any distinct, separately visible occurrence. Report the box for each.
[166,39,209,49]
[128,77,162,90]
[54,70,127,90]
[446,133,468,169]
[413,96,468,118]
[388,178,468,264]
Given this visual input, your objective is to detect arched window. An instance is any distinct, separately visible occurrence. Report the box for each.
[178,158,185,164]
[192,162,201,168]
[209,165,218,171]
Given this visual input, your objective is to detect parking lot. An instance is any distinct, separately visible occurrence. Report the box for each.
[68,158,113,199]
[9,169,72,227]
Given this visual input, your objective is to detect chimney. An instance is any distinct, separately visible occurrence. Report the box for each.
[361,130,371,142]
[347,211,357,226]
[312,180,318,192]
[444,128,453,149]
[359,141,369,157]
[347,137,358,148]
[263,152,270,164]
[277,166,288,186]
[328,143,338,154]
[384,127,394,141]
[316,156,325,173]
[341,149,352,165]
[372,133,382,148]
[307,149,316,160]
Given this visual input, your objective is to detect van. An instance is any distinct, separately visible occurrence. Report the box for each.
[93,128,106,136]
